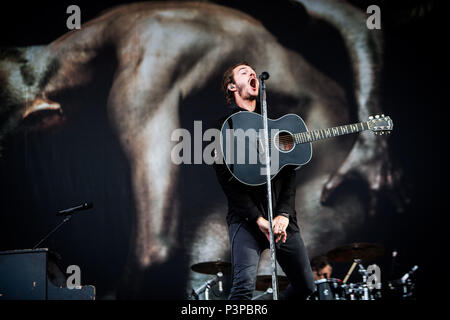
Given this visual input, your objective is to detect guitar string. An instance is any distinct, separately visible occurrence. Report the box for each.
[267,127,369,143]
[249,121,375,145]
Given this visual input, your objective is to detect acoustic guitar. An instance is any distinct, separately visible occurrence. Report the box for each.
[219,112,393,185]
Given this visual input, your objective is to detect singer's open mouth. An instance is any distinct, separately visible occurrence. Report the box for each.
[249,78,257,89]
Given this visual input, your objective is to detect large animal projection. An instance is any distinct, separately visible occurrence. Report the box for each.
[0,1,405,298]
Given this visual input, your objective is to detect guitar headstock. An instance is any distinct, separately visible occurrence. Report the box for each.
[367,114,393,135]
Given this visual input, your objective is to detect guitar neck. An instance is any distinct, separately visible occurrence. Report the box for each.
[293,121,370,144]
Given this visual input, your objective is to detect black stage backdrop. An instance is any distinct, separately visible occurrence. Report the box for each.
[0,0,445,300]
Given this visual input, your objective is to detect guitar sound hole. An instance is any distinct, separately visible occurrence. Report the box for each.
[275,131,294,152]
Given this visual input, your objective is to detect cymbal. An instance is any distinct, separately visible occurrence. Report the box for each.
[326,242,384,262]
[191,260,232,275]
[255,275,290,291]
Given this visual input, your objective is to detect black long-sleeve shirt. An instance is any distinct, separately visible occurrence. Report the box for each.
[212,104,300,233]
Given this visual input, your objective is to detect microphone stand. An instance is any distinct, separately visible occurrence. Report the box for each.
[32,215,73,249]
[190,272,223,300]
[32,202,92,249]
[259,72,279,300]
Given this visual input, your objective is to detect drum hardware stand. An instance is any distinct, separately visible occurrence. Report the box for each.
[400,265,418,299]
[343,258,371,300]
[401,280,413,299]
[259,71,279,300]
[348,283,357,300]
[356,260,371,300]
[190,272,223,300]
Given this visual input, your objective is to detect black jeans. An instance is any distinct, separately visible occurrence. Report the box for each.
[228,222,315,300]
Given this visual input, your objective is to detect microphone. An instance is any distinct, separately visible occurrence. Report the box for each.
[56,202,93,216]
[401,265,418,283]
[259,71,270,80]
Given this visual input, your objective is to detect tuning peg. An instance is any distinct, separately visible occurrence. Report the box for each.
[369,116,374,120]
[375,115,380,119]
[381,114,385,117]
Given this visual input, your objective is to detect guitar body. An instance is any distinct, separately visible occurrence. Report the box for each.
[220,111,312,186]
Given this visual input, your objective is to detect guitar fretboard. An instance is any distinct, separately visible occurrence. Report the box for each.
[294,122,370,144]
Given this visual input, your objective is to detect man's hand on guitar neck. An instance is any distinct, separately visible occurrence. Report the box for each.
[256,215,288,243]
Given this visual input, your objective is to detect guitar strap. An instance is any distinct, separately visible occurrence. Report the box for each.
[226,116,234,175]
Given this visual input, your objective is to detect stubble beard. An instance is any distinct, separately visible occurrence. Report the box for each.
[237,84,258,102]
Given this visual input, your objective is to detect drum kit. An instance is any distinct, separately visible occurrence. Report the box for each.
[310,242,417,301]
[309,242,385,301]
[189,242,418,300]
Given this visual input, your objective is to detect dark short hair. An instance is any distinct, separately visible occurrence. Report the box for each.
[310,255,331,272]
[221,61,255,105]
